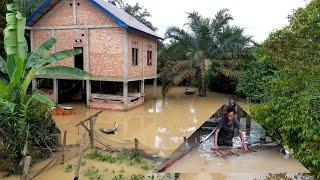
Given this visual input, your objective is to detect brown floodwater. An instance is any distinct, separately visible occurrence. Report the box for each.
[53,86,229,156]
[1,86,311,179]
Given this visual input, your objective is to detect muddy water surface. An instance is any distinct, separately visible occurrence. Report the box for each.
[54,86,229,156]
[1,86,310,179]
[165,115,310,179]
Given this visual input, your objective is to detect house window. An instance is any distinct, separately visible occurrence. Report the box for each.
[132,48,138,66]
[147,51,152,66]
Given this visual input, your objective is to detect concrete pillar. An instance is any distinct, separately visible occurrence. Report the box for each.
[141,80,145,103]
[53,78,58,104]
[141,80,145,94]
[32,78,37,90]
[153,78,157,100]
[86,80,91,107]
[123,82,128,111]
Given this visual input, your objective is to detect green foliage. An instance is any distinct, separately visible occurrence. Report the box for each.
[85,149,155,171]
[130,174,144,180]
[0,4,90,174]
[236,50,276,102]
[65,164,74,173]
[159,9,253,96]
[14,0,42,17]
[84,166,103,180]
[251,0,320,177]
[0,100,60,172]
[159,60,195,97]
[109,0,157,31]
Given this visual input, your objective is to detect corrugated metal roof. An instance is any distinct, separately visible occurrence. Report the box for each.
[27,0,162,39]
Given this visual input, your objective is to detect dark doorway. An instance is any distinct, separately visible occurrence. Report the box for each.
[74,47,84,70]
[58,79,86,104]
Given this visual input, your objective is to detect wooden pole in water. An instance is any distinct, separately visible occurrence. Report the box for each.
[74,133,87,180]
[89,117,95,148]
[20,156,32,180]
[134,138,139,151]
[61,130,67,164]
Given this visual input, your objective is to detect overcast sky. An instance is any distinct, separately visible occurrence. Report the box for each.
[126,0,308,43]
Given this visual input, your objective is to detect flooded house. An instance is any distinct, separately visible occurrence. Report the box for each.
[27,0,161,111]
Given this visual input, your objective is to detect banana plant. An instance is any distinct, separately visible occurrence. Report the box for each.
[0,4,90,111]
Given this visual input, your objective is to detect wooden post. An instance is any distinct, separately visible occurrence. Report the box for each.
[74,133,87,180]
[20,156,32,180]
[134,138,139,151]
[89,117,95,148]
[153,78,157,100]
[246,117,252,129]
[246,116,252,136]
[53,78,58,104]
[61,130,67,164]
[123,82,128,111]
[86,80,91,107]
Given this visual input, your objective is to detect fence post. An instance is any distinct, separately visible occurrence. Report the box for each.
[89,118,95,148]
[61,130,67,164]
[74,133,87,180]
[20,156,32,180]
[134,138,139,151]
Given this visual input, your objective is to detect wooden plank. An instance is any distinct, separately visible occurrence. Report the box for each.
[230,149,240,156]
[75,111,103,127]
[80,123,90,133]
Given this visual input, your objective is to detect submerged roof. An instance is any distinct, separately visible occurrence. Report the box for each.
[27,0,162,39]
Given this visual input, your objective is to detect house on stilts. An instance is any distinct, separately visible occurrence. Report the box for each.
[27,0,161,111]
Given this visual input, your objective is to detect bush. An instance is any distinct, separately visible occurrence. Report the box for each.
[236,55,276,102]
[250,0,320,177]
[0,100,60,173]
[252,69,320,177]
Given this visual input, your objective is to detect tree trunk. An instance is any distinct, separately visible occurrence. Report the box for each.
[199,88,207,97]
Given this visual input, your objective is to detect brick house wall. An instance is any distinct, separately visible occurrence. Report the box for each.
[31,0,157,80]
[30,0,159,111]
[127,30,157,78]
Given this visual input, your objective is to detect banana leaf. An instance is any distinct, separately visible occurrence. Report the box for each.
[26,37,57,69]
[37,66,90,79]
[46,48,82,65]
[27,92,55,107]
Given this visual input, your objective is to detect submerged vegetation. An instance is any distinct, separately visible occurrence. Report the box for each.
[85,149,155,171]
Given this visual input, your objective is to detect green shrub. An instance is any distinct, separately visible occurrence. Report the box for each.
[0,100,60,173]
[236,54,276,102]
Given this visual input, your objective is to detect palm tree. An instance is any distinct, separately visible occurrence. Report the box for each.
[0,4,90,110]
[161,9,253,97]
[160,61,195,98]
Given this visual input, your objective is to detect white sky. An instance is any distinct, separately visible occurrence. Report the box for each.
[126,0,309,43]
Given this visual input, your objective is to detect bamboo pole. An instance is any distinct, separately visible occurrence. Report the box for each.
[134,138,139,151]
[20,156,32,180]
[61,130,67,164]
[89,117,95,148]
[74,133,87,180]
